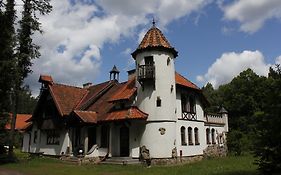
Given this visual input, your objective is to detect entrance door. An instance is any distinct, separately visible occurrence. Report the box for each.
[88,127,96,150]
[120,126,129,157]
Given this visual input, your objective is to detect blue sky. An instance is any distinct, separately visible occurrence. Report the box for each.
[25,0,281,96]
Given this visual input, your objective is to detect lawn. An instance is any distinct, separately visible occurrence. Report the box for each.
[0,154,258,175]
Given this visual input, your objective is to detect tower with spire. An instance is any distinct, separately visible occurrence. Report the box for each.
[132,21,179,158]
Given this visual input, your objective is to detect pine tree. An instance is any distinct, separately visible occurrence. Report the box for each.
[255,65,281,174]
[0,0,51,156]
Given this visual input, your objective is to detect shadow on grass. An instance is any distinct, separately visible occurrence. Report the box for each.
[210,170,258,175]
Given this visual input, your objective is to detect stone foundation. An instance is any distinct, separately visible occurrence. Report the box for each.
[203,144,227,158]
[150,155,203,165]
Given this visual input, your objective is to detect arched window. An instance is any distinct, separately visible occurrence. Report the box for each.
[180,126,187,145]
[211,128,216,144]
[188,127,193,145]
[206,128,210,144]
[194,127,199,145]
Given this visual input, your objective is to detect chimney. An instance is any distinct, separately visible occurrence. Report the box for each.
[83,82,92,88]
[127,69,136,80]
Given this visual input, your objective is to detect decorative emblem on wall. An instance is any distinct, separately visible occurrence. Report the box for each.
[159,127,166,135]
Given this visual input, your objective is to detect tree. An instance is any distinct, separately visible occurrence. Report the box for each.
[255,65,281,174]
[0,0,16,155]
[0,0,51,156]
[203,69,268,155]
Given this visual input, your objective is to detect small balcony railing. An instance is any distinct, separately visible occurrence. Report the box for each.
[137,64,155,81]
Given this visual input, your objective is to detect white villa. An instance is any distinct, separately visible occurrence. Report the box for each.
[22,23,228,164]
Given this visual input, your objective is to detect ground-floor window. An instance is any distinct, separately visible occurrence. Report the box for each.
[211,128,216,144]
[181,126,187,145]
[194,127,199,145]
[188,127,193,145]
[46,130,60,145]
[206,128,211,144]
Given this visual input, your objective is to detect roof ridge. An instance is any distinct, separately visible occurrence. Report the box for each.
[79,81,117,110]
[53,83,85,90]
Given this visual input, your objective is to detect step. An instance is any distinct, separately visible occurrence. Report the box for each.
[101,157,141,165]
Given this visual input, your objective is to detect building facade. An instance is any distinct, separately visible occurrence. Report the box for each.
[23,24,228,161]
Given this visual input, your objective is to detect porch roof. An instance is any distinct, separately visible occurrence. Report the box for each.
[73,110,97,123]
[101,106,148,122]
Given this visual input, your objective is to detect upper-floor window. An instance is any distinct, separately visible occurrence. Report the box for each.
[181,94,196,113]
[144,56,154,65]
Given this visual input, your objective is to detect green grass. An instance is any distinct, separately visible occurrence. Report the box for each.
[0,154,258,175]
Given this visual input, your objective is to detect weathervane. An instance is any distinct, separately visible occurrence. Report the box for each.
[152,18,156,27]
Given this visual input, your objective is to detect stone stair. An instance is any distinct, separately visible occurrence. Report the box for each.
[101,157,141,165]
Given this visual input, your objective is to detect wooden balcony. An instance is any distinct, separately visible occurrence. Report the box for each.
[137,64,155,82]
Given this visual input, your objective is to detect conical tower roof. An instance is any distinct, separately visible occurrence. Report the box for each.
[132,25,178,59]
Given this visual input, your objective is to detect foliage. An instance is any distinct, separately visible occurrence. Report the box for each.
[0,0,51,155]
[254,65,281,174]
[203,69,268,155]
[1,155,258,175]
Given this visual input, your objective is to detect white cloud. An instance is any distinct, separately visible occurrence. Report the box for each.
[26,0,211,96]
[221,0,281,33]
[196,50,272,88]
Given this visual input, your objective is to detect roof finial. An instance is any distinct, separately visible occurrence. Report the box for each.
[152,17,156,27]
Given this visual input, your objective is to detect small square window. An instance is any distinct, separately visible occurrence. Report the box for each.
[156,97,161,107]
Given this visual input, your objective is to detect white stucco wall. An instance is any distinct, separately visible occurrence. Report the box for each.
[22,132,31,152]
[140,122,176,158]
[28,123,70,155]
[135,51,177,122]
[176,120,206,156]
[135,50,177,158]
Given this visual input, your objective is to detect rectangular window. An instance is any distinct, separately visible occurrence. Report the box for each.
[156,97,161,107]
[144,56,154,65]
[46,130,60,145]
[33,131,37,144]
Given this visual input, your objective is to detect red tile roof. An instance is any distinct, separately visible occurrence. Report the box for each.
[39,74,53,84]
[73,110,97,123]
[49,84,88,116]
[175,72,200,90]
[109,78,136,102]
[101,106,148,122]
[36,72,200,124]
[132,26,178,59]
[77,81,115,110]
[5,114,32,130]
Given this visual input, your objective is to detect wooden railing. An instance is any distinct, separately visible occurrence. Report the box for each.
[137,64,155,81]
[182,111,197,120]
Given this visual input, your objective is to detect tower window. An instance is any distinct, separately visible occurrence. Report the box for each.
[156,96,161,107]
[144,56,154,65]
[167,57,171,65]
